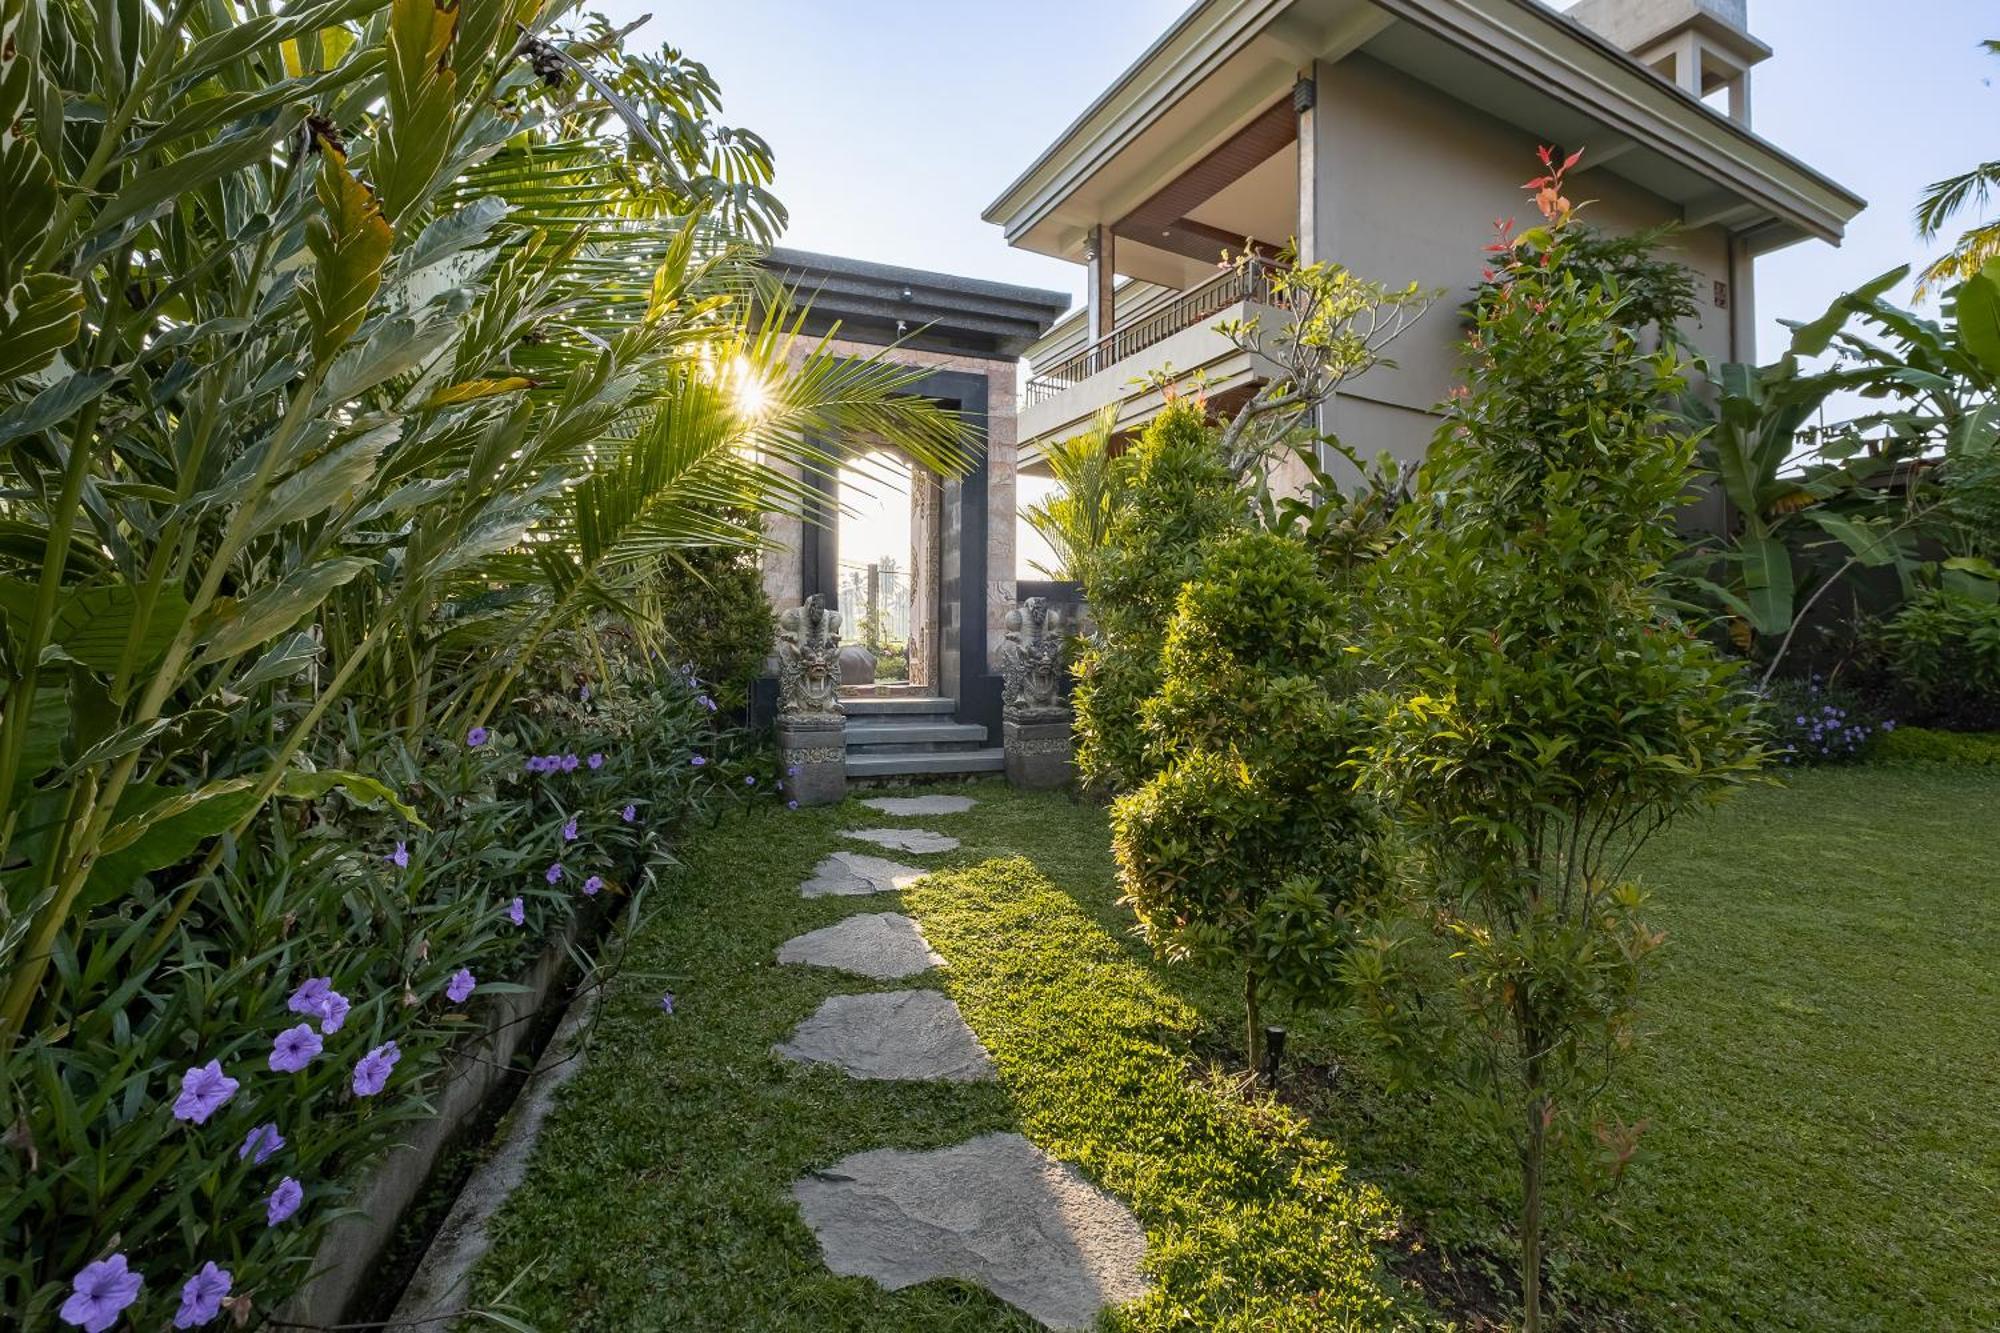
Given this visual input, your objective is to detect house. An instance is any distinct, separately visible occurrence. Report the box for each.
[984,0,1865,478]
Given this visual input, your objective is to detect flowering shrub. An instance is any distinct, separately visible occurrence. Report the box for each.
[1757,675,1889,764]
[1,653,771,1330]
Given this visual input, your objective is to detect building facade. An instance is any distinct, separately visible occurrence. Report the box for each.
[985,0,1865,477]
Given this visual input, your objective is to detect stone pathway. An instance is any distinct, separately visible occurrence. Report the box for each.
[776,912,945,980]
[859,795,977,816]
[799,850,927,897]
[793,1133,1150,1332]
[775,794,1149,1327]
[840,826,960,853]
[774,990,994,1081]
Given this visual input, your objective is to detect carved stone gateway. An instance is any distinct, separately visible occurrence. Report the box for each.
[999,597,1075,790]
[776,595,846,804]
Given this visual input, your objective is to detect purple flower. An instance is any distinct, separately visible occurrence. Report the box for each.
[466,726,489,748]
[352,1041,401,1097]
[266,1176,303,1226]
[744,775,756,786]
[268,1024,323,1074]
[786,765,799,777]
[697,694,717,712]
[545,862,563,885]
[787,800,799,811]
[174,1261,231,1329]
[59,1253,142,1333]
[582,875,603,897]
[621,803,637,823]
[507,896,525,926]
[690,754,706,767]
[560,753,580,772]
[446,968,476,1004]
[526,756,548,774]
[588,752,605,770]
[239,1122,284,1165]
[314,988,350,1035]
[386,840,409,869]
[172,1061,238,1124]
[579,685,591,701]
[561,816,579,842]
[659,992,676,1015]
[288,976,332,1015]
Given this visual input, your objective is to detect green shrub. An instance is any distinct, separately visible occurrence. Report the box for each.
[1073,397,1246,794]
[653,529,777,712]
[1877,588,2000,727]
[1757,674,1887,764]
[1871,724,2000,765]
[1356,150,1767,1332]
[1112,530,1374,1071]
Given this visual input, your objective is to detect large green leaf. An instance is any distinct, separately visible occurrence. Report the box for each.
[1785,266,1908,358]
[195,557,373,664]
[0,272,83,381]
[247,421,399,537]
[277,767,427,825]
[1739,535,1795,636]
[373,0,458,225]
[49,583,191,675]
[86,780,261,907]
[86,108,307,241]
[1806,511,1898,567]
[302,143,393,365]
[1955,262,2000,380]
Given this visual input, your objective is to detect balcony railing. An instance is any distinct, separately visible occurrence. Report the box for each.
[1025,259,1281,407]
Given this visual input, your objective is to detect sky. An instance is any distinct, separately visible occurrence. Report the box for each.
[609,0,1998,582]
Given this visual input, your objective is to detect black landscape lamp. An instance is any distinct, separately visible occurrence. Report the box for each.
[1261,1025,1288,1087]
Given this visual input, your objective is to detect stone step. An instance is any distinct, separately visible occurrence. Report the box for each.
[845,722,989,753]
[846,748,1006,779]
[843,696,956,717]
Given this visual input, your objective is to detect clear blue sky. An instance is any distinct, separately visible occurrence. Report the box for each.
[619,0,1996,363]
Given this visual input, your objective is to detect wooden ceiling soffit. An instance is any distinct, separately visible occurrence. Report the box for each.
[1111,96,1296,264]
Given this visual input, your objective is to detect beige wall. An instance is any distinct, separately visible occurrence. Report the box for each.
[1309,53,1737,470]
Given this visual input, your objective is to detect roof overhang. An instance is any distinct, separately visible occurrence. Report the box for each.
[760,249,1070,360]
[985,0,1863,269]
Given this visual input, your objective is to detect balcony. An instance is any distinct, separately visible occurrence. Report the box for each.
[1019,259,1287,451]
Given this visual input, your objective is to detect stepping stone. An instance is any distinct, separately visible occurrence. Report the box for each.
[859,795,977,816]
[773,990,994,1082]
[840,826,960,854]
[799,851,927,898]
[792,1132,1150,1330]
[776,913,945,980]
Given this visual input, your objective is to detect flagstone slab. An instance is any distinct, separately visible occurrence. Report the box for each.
[792,1132,1150,1330]
[773,990,993,1082]
[858,795,977,816]
[840,826,961,854]
[776,913,945,980]
[799,851,927,898]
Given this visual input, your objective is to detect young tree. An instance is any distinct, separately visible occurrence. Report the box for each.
[1353,149,1767,1331]
[1071,396,1246,794]
[1112,528,1376,1075]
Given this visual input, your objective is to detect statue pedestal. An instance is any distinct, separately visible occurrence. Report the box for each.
[778,717,847,806]
[1003,715,1073,791]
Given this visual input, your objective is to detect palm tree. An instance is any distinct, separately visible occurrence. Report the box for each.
[1915,40,2000,295]
[1023,405,1125,582]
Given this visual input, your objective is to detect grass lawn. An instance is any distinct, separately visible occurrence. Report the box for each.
[474,764,1998,1330]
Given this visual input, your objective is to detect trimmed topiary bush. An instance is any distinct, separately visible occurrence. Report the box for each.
[1072,396,1247,795]
[1112,529,1375,1072]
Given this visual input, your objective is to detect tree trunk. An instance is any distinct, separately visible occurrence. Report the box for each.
[1244,968,1264,1076]
[1521,1088,1547,1333]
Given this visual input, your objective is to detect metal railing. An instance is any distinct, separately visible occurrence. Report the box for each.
[1025,258,1281,407]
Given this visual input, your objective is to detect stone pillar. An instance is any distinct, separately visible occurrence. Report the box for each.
[774,595,846,805]
[997,597,1075,791]
[778,717,846,806]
